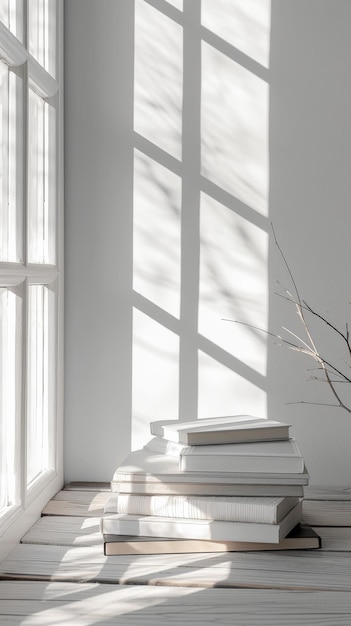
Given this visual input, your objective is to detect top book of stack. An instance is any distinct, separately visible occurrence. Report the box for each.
[150,416,291,446]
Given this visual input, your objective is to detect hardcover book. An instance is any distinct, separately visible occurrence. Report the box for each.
[115,493,300,524]
[101,500,303,544]
[111,449,309,486]
[103,525,321,556]
[150,416,291,445]
[111,480,305,498]
[178,438,305,474]
[145,436,304,474]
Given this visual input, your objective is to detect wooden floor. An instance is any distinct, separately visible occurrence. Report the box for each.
[0,485,351,625]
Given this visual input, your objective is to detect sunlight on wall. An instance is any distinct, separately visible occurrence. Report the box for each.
[164,0,183,10]
[201,42,269,216]
[202,0,271,67]
[199,193,268,376]
[133,150,181,317]
[132,0,271,445]
[198,352,266,418]
[134,0,183,159]
[132,310,179,450]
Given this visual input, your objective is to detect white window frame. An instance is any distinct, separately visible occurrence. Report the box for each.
[0,0,63,563]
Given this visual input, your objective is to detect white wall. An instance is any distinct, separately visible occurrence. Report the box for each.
[268,0,351,485]
[64,0,134,480]
[65,0,351,485]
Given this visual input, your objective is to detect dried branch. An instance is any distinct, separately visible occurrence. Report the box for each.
[271,224,351,413]
[225,223,351,414]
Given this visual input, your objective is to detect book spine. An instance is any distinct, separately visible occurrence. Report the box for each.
[111,471,309,485]
[111,481,305,497]
[179,454,304,474]
[116,494,298,524]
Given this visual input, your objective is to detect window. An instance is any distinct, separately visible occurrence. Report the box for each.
[0,0,63,560]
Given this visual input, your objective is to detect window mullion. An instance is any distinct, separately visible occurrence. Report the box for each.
[27,55,58,99]
[0,21,26,66]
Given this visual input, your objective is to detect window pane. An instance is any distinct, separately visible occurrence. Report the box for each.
[0,0,24,42]
[0,288,21,513]
[0,61,23,263]
[28,0,56,77]
[27,284,55,485]
[28,88,56,265]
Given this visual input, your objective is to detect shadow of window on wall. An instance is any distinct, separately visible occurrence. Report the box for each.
[131,0,271,450]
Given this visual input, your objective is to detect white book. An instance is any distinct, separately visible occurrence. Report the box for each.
[150,416,291,445]
[145,436,305,474]
[144,437,187,457]
[102,500,303,544]
[111,449,310,486]
[111,480,305,498]
[179,438,305,474]
[116,493,300,524]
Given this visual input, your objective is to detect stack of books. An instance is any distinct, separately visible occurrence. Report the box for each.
[101,415,321,555]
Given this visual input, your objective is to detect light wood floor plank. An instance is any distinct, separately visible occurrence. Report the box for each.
[316,527,351,551]
[0,582,351,625]
[1,543,351,591]
[20,514,351,552]
[21,516,103,546]
[42,491,111,517]
[3,486,351,623]
[305,487,351,500]
[303,500,351,526]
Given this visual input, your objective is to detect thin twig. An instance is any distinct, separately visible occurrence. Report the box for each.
[303,300,351,357]
[271,223,351,412]
[225,317,351,385]
[285,401,348,408]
